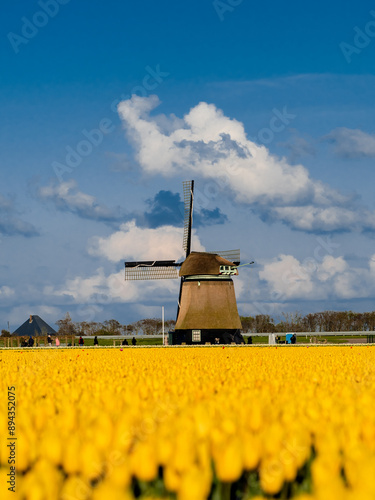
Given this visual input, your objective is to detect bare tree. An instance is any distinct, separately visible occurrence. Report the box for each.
[56,312,76,335]
[103,319,122,335]
[254,315,275,333]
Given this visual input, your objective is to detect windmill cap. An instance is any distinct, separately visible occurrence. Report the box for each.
[179,252,236,277]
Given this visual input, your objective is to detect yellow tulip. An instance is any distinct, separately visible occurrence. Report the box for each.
[214,437,243,482]
[130,441,158,481]
[1,345,375,499]
[91,481,132,500]
[259,457,284,495]
[163,465,181,492]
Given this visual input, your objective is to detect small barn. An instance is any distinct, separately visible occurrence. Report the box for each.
[12,315,57,337]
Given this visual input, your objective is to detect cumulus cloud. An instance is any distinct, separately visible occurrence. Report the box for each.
[44,268,180,305]
[46,221,205,307]
[89,220,205,263]
[263,205,375,233]
[259,253,375,301]
[323,127,375,159]
[37,180,124,224]
[117,95,375,234]
[0,193,39,237]
[8,305,62,328]
[41,221,375,311]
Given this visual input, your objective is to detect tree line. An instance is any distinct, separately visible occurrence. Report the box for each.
[4,310,374,338]
[56,313,176,336]
[57,310,375,336]
[240,311,375,333]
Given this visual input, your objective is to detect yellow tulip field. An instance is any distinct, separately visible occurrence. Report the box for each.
[1,345,375,500]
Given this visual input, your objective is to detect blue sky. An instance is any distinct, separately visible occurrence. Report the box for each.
[1,0,375,331]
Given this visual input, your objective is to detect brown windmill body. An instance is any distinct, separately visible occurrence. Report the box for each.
[125,181,252,344]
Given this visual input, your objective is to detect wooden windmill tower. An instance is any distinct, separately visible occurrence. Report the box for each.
[125,181,251,344]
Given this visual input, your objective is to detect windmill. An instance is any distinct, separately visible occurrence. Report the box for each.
[125,180,252,344]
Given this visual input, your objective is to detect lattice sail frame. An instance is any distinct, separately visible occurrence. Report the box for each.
[125,264,179,280]
[182,180,194,256]
[207,249,240,265]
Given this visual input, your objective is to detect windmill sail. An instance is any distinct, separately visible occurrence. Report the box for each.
[182,180,194,257]
[125,261,180,280]
[206,249,240,265]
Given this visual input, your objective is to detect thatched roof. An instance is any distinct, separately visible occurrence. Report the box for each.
[13,315,57,337]
[179,252,235,277]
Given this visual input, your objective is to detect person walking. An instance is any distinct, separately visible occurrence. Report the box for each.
[132,337,136,346]
[79,336,84,347]
[28,336,34,347]
[94,336,99,346]
[55,337,60,347]
[47,335,52,347]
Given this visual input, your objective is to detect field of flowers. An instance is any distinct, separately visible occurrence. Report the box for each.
[1,345,375,500]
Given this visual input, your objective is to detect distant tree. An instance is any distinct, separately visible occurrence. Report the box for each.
[165,319,176,331]
[363,311,375,331]
[121,324,133,335]
[56,312,77,336]
[127,318,175,335]
[1,329,11,337]
[240,316,255,332]
[76,321,90,335]
[302,313,318,332]
[254,315,275,333]
[88,322,101,335]
[275,322,287,333]
[103,319,122,335]
[279,312,304,332]
[139,318,161,335]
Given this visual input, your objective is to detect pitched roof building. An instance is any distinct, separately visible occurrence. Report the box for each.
[12,315,57,337]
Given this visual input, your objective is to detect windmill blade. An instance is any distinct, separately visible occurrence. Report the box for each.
[182,180,194,257]
[125,267,180,280]
[125,260,180,280]
[207,249,241,265]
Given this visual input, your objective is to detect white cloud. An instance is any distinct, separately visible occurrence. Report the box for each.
[88,219,205,262]
[118,96,314,205]
[8,305,61,329]
[42,217,208,309]
[37,180,123,223]
[267,206,375,233]
[44,268,180,306]
[259,254,316,299]
[259,253,375,301]
[118,95,375,233]
[324,127,375,159]
[316,255,347,282]
[0,286,15,298]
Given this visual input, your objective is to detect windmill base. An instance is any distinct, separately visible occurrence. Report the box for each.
[168,329,244,346]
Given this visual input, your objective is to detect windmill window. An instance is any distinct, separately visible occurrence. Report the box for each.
[192,330,201,342]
